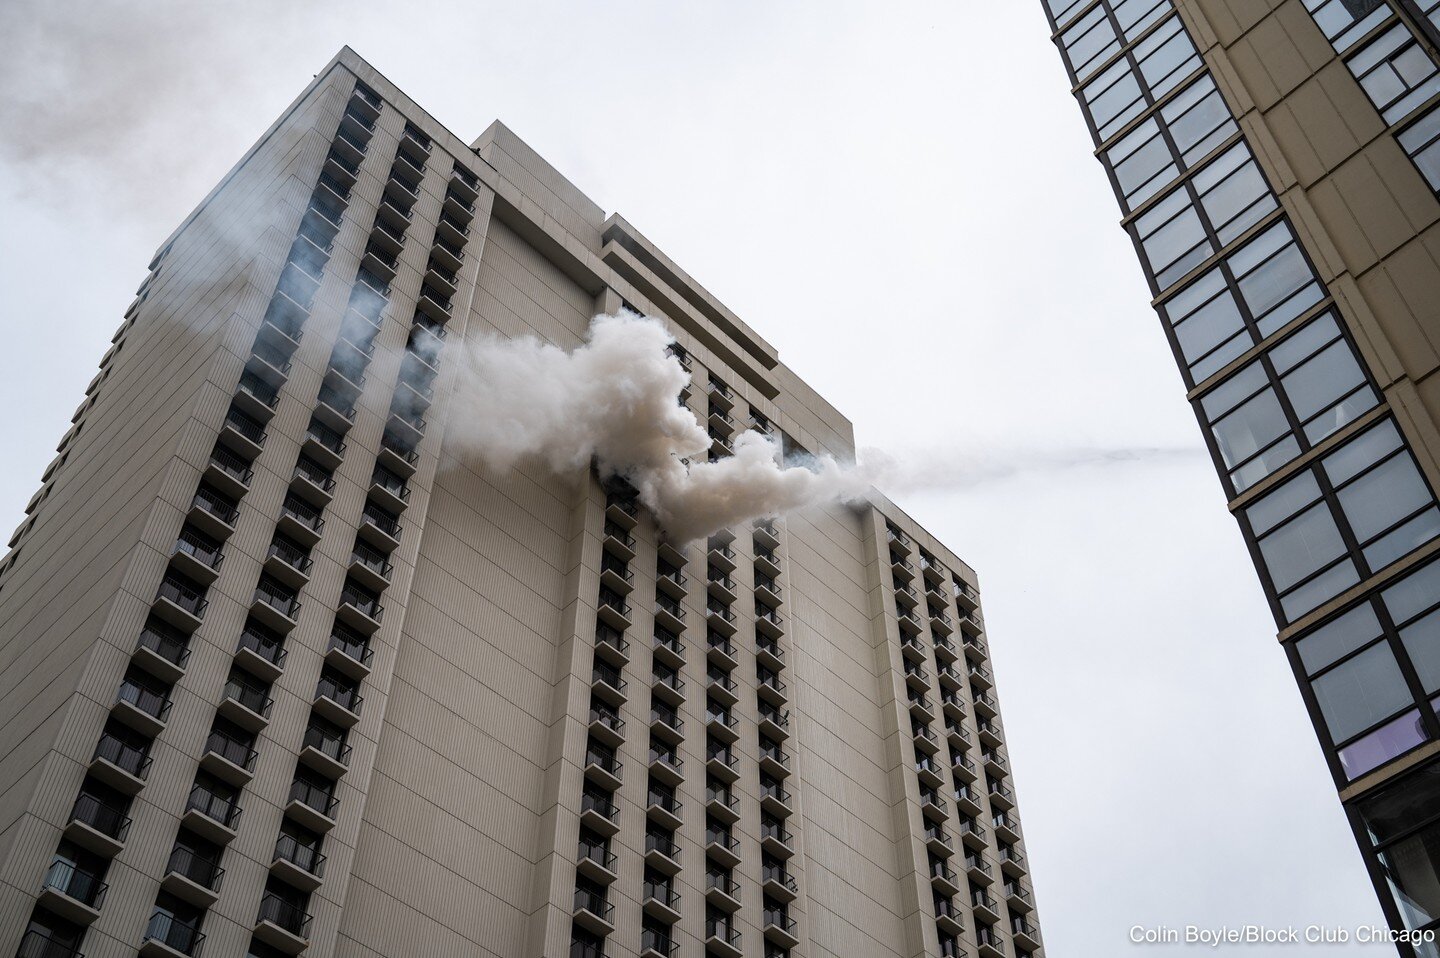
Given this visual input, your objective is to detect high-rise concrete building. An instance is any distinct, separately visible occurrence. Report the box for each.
[1042,0,1440,950]
[0,47,1044,958]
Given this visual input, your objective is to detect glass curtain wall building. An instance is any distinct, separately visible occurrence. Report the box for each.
[1043,0,1440,950]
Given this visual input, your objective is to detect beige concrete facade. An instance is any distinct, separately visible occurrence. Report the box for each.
[0,48,1043,958]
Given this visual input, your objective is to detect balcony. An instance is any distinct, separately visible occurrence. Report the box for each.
[757,672,788,707]
[754,520,781,551]
[436,212,469,247]
[605,496,639,530]
[978,720,1003,749]
[234,370,279,423]
[65,792,131,857]
[755,577,783,609]
[915,759,944,790]
[760,782,792,817]
[301,420,347,471]
[706,708,739,743]
[921,555,947,585]
[941,693,967,723]
[443,188,476,222]
[325,627,375,679]
[707,669,738,707]
[218,673,274,733]
[314,676,364,728]
[572,887,615,936]
[591,664,627,706]
[250,582,301,633]
[16,930,85,958]
[290,458,337,508]
[576,844,618,884]
[930,610,955,636]
[263,539,313,589]
[595,592,631,632]
[965,854,995,884]
[186,489,238,541]
[707,572,738,605]
[300,725,352,780]
[200,730,258,786]
[644,832,682,874]
[1004,880,1035,913]
[707,379,735,409]
[935,897,966,937]
[705,830,742,869]
[706,871,742,912]
[653,600,686,638]
[368,467,411,516]
[203,446,253,500]
[925,825,954,857]
[313,387,356,433]
[584,752,623,792]
[937,664,962,691]
[378,433,420,477]
[161,845,224,907]
[983,750,1008,777]
[286,779,339,832]
[272,833,327,893]
[707,633,739,671]
[905,664,930,692]
[113,678,171,739]
[955,786,984,818]
[934,635,960,664]
[759,747,791,780]
[706,927,743,958]
[648,748,684,787]
[929,861,961,897]
[971,890,1002,926]
[890,551,915,580]
[38,859,107,923]
[993,812,1022,845]
[706,602,737,638]
[254,892,313,953]
[602,521,636,562]
[348,542,394,593]
[384,170,421,210]
[646,793,683,832]
[425,258,458,298]
[754,544,782,578]
[1012,917,1042,952]
[759,706,791,742]
[182,784,242,844]
[707,748,740,784]
[895,608,922,636]
[650,707,684,745]
[652,669,686,707]
[760,823,794,859]
[416,284,452,322]
[999,847,1026,877]
[762,868,799,903]
[587,707,625,750]
[921,791,949,821]
[707,541,737,574]
[763,913,800,950]
[386,405,427,447]
[989,780,1015,811]
[953,754,978,784]
[431,233,465,271]
[358,504,403,553]
[657,566,688,601]
[140,912,205,957]
[599,558,633,596]
[642,882,683,925]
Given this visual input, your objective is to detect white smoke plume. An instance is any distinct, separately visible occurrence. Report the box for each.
[447,313,872,542]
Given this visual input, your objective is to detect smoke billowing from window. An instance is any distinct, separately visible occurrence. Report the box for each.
[447,313,872,542]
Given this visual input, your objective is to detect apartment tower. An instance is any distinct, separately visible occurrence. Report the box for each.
[1042,0,1440,950]
[0,48,1044,958]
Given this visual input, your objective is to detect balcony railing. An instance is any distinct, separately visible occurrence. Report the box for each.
[328,626,374,668]
[166,844,224,891]
[143,912,205,956]
[70,791,132,842]
[317,674,364,714]
[275,833,327,878]
[43,858,108,908]
[117,676,171,723]
[258,891,313,937]
[223,673,274,718]
[15,930,84,958]
[290,778,339,819]
[94,733,151,779]
[187,783,242,829]
[205,728,257,771]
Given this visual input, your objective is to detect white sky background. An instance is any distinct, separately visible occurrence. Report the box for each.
[0,1,1391,953]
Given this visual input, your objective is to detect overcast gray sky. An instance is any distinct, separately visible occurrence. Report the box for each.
[0,1,1391,954]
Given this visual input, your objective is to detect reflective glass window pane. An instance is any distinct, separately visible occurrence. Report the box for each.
[1248,470,1322,536]
[1113,0,1170,39]
[1061,5,1121,81]
[1191,143,1278,245]
[1162,74,1239,165]
[1401,609,1440,694]
[1398,104,1440,192]
[1165,269,1248,376]
[1365,508,1440,572]
[1107,119,1178,208]
[1230,223,1323,334]
[1138,189,1212,290]
[1135,16,1201,97]
[1338,709,1427,780]
[1045,0,1091,28]
[1325,419,1403,486]
[1211,389,1290,472]
[1297,602,1385,674]
[1083,59,1146,142]
[1382,558,1440,626]
[1283,341,1373,433]
[1311,641,1413,742]
[1232,436,1302,493]
[1349,24,1440,124]
[1281,558,1360,621]
[1302,0,1391,52]
[1257,501,1348,592]
[1339,455,1434,541]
